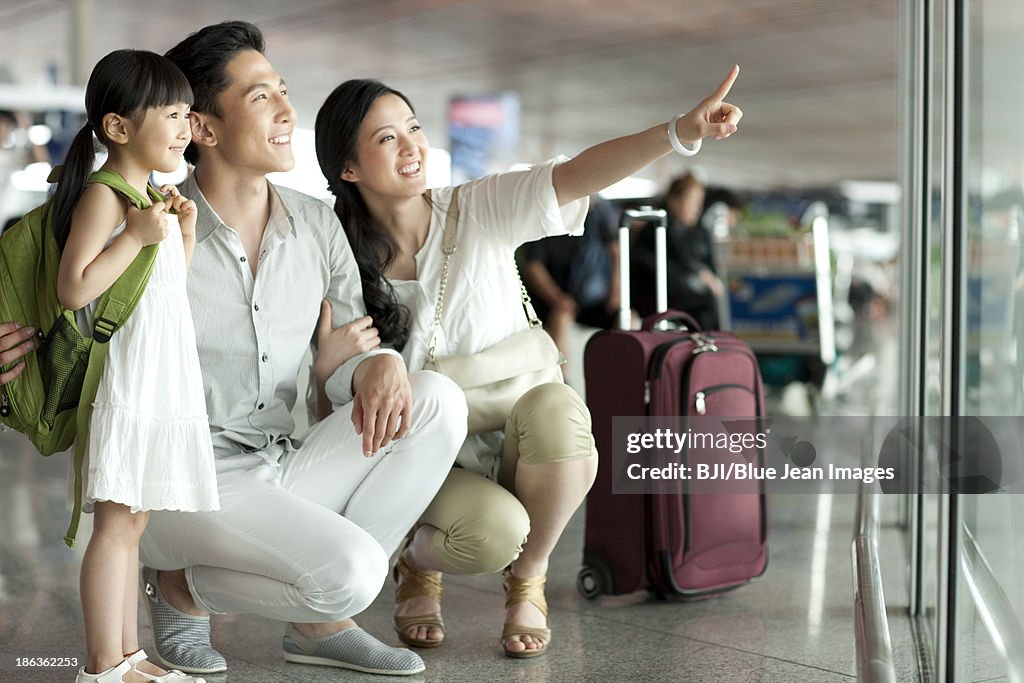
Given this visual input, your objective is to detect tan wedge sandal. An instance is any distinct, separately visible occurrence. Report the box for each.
[501,570,551,659]
[393,555,445,648]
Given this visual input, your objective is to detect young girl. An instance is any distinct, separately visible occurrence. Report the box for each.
[314,69,741,658]
[53,49,218,683]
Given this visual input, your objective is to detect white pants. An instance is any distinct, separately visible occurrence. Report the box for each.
[139,371,466,623]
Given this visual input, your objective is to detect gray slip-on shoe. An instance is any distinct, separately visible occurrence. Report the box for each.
[141,566,228,675]
[282,624,425,676]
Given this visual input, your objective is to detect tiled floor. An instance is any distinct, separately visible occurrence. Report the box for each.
[1,427,919,683]
[1,316,934,682]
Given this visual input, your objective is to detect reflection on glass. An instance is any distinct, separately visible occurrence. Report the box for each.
[959,0,1024,679]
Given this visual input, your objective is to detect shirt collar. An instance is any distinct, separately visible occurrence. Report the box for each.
[266,182,296,241]
[181,172,296,244]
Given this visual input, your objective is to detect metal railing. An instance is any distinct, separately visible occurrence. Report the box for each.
[853,429,897,683]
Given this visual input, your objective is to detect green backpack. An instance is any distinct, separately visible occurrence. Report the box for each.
[0,168,164,546]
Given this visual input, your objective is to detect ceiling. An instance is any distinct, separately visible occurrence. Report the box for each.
[0,0,902,191]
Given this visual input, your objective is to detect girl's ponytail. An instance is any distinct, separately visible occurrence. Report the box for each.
[51,122,97,250]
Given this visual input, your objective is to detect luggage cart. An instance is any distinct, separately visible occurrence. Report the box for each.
[715,202,836,408]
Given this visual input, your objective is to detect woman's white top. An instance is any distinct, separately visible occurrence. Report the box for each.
[390,157,589,477]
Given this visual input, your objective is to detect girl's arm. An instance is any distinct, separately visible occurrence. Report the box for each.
[160,184,198,268]
[57,184,168,311]
[552,66,742,206]
[182,233,196,268]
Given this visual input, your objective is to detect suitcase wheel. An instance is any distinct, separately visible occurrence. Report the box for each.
[577,561,613,599]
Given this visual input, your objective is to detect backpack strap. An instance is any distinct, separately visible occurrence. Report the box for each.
[64,170,166,546]
[86,170,165,342]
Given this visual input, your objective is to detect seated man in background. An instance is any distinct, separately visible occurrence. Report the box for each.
[521,195,622,369]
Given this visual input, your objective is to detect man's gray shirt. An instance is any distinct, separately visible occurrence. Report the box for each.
[180,174,400,471]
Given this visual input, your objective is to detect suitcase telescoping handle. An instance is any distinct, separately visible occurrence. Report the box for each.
[618,206,668,330]
[641,310,701,332]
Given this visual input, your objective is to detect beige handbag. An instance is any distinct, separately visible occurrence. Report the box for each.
[424,186,565,435]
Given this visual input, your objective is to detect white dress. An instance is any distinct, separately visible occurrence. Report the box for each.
[69,213,220,513]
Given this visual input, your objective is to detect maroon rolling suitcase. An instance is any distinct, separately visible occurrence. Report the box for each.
[579,207,768,599]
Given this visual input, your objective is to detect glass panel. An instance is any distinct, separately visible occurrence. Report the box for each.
[958,0,1024,680]
[915,0,948,663]
[896,0,921,605]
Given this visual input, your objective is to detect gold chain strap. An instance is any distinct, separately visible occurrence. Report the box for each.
[514,259,542,328]
[427,242,454,362]
[427,185,542,363]
[427,187,461,363]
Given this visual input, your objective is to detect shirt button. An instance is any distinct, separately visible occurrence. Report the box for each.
[257,403,265,410]
[254,304,260,311]
[262,353,269,362]
[240,256,247,263]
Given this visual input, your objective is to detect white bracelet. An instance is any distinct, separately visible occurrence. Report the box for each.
[668,113,701,157]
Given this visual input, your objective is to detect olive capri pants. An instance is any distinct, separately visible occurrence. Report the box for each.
[417,382,596,575]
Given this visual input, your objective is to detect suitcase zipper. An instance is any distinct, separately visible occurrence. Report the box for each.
[678,350,765,556]
[647,340,755,405]
[694,383,756,415]
[644,347,768,593]
[648,332,750,381]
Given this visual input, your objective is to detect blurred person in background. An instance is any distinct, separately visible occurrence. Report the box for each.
[631,171,724,329]
[521,195,622,371]
[0,110,50,228]
[701,185,744,239]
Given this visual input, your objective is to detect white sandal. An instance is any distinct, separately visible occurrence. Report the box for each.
[127,650,206,683]
[75,658,133,683]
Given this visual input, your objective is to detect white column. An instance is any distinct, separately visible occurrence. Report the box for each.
[70,0,95,86]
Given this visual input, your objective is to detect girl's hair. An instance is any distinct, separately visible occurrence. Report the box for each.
[52,49,193,250]
[315,79,417,350]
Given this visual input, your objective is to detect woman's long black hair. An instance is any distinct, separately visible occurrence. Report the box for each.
[52,49,193,250]
[315,79,415,350]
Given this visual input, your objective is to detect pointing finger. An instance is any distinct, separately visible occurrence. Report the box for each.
[710,64,740,101]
